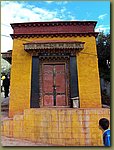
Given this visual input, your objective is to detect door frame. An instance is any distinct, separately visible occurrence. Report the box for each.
[41,62,69,107]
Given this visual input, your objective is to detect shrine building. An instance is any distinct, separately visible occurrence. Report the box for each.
[1,21,110,146]
[9,21,101,117]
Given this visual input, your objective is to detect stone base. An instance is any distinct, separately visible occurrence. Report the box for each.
[1,108,110,146]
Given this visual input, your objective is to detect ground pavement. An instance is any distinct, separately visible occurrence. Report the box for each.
[1,136,54,146]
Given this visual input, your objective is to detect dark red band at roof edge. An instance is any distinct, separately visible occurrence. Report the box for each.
[10,21,97,28]
[10,32,99,39]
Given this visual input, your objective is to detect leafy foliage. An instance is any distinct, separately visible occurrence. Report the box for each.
[96,32,110,81]
[96,32,110,106]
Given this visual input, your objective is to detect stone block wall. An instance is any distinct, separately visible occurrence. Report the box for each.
[1,108,110,146]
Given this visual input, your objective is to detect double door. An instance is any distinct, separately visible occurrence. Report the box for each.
[42,63,68,106]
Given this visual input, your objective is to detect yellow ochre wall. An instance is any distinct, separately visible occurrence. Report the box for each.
[77,36,101,108]
[9,36,101,117]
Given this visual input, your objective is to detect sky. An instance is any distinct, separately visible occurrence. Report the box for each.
[1,1,110,52]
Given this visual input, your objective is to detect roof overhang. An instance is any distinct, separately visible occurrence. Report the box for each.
[10,21,99,39]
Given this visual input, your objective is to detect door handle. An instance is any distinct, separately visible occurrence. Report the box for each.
[53,85,60,89]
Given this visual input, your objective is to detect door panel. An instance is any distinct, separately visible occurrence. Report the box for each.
[55,65,64,72]
[42,63,67,106]
[43,95,53,106]
[43,73,53,92]
[56,74,65,93]
[56,95,66,106]
[43,65,53,106]
[43,65,53,93]
[43,65,53,72]
[55,65,66,106]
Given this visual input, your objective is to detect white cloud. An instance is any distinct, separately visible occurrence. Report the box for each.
[55,1,68,5]
[1,1,77,52]
[1,1,61,52]
[32,7,57,20]
[45,1,53,4]
[60,7,66,13]
[98,14,107,20]
[63,1,68,4]
[95,25,110,33]
[1,1,60,24]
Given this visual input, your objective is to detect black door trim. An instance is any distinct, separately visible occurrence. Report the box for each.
[70,56,79,107]
[30,56,40,108]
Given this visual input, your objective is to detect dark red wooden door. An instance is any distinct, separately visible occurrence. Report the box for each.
[43,64,67,106]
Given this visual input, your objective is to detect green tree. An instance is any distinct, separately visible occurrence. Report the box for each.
[96,32,110,106]
[96,32,110,81]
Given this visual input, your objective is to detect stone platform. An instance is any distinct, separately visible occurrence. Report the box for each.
[1,108,110,146]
